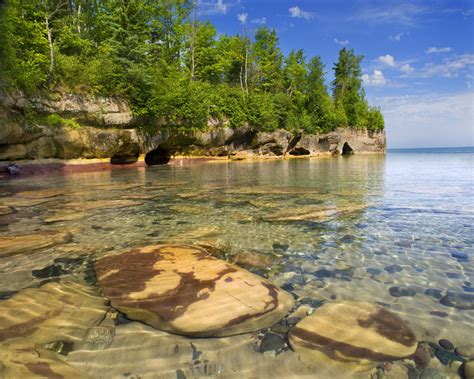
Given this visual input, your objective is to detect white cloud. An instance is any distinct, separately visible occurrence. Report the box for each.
[237,13,248,24]
[389,33,404,41]
[362,70,388,87]
[352,3,426,25]
[198,0,228,15]
[400,64,414,73]
[334,38,349,46]
[426,47,453,54]
[377,54,396,67]
[251,17,267,25]
[289,6,316,20]
[372,92,474,148]
[411,54,474,78]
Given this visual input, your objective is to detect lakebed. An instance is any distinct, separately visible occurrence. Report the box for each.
[0,151,473,378]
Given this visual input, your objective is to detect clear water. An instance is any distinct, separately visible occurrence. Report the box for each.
[0,150,473,378]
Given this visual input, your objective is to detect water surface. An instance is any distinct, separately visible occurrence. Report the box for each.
[0,150,473,378]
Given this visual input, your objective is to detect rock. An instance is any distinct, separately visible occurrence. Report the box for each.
[0,206,14,216]
[94,245,294,337]
[272,243,289,253]
[425,289,443,299]
[231,251,277,270]
[286,317,301,326]
[463,361,474,379]
[64,199,143,211]
[0,281,108,345]
[262,203,367,223]
[438,339,454,351]
[434,348,465,366]
[456,345,474,359]
[451,251,468,262]
[42,341,74,355]
[83,326,115,350]
[389,286,420,297]
[288,301,417,371]
[259,332,286,354]
[16,189,65,199]
[385,265,403,274]
[7,163,21,175]
[0,230,72,257]
[0,340,87,378]
[413,344,433,368]
[439,292,474,310]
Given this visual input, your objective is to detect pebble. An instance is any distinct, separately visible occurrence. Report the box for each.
[272,243,289,252]
[42,341,74,356]
[434,348,466,366]
[413,345,433,368]
[259,332,286,354]
[285,317,301,326]
[366,268,382,275]
[84,325,115,350]
[463,361,474,379]
[385,264,403,274]
[439,292,474,310]
[389,285,418,297]
[438,339,454,351]
[451,251,468,261]
[456,345,474,359]
[425,289,443,299]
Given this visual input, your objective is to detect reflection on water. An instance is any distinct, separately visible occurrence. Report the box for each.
[0,152,473,378]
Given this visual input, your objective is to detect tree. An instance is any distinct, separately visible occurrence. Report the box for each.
[332,47,368,128]
[251,27,283,92]
[306,56,335,132]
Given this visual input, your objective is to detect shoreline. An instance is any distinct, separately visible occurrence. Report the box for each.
[0,152,385,180]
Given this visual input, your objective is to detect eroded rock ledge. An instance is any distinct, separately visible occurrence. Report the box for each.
[0,92,386,163]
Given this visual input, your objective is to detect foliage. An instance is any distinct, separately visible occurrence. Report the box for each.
[0,0,384,133]
[37,113,80,129]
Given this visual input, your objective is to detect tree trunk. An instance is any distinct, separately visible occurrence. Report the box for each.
[45,16,54,78]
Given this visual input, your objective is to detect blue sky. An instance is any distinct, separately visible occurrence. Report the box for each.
[197,0,474,148]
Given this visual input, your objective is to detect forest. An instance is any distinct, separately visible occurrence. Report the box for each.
[0,0,384,133]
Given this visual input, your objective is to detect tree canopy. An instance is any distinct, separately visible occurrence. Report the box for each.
[0,0,384,133]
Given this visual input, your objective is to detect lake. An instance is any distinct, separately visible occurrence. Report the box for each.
[0,148,473,378]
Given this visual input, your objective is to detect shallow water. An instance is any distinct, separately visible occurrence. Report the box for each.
[0,151,473,378]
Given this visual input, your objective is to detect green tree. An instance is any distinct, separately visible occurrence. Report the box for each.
[332,47,368,128]
[251,27,283,92]
[306,57,335,132]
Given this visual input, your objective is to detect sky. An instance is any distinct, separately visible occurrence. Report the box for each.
[197,0,474,148]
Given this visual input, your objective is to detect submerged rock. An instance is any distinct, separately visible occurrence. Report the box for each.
[439,292,474,310]
[262,204,367,223]
[94,245,294,337]
[0,230,72,257]
[231,251,279,270]
[288,301,417,371]
[0,281,108,345]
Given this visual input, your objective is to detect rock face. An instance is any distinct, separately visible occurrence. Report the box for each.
[0,91,386,161]
[288,302,417,371]
[94,245,294,337]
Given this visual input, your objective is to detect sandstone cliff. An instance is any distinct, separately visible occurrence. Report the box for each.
[0,92,386,164]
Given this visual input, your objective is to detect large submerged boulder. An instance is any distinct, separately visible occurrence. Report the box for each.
[94,245,294,337]
[288,301,417,371]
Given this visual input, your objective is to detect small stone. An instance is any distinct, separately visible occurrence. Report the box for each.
[438,339,454,351]
[7,163,21,175]
[434,348,466,366]
[176,369,187,379]
[366,268,382,275]
[42,341,74,356]
[389,286,418,297]
[385,264,403,274]
[456,345,474,359]
[462,361,474,379]
[272,243,289,253]
[425,289,443,299]
[83,325,115,350]
[439,292,474,310]
[285,317,301,326]
[263,350,277,358]
[451,251,468,262]
[270,324,290,335]
[413,344,433,368]
[429,311,448,318]
[259,332,286,354]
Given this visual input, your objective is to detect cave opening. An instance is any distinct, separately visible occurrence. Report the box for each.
[110,144,140,165]
[145,146,171,165]
[342,142,354,156]
[289,147,310,156]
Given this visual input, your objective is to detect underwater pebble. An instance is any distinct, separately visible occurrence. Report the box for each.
[425,289,443,299]
[450,251,468,261]
[439,292,474,310]
[259,332,286,354]
[385,264,403,274]
[389,286,419,297]
[438,339,454,351]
